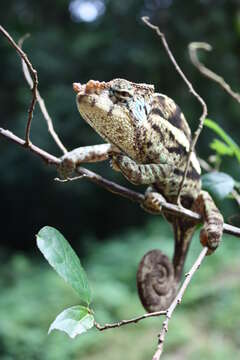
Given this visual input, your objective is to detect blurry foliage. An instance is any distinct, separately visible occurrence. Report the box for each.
[202,171,235,200]
[1,1,240,358]
[0,0,240,250]
[1,220,240,359]
[205,118,240,163]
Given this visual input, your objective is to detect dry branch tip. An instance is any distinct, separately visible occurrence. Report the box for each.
[189,41,240,104]
[141,17,208,205]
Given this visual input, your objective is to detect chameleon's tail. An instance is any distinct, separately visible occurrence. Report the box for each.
[137,249,178,312]
[137,223,196,312]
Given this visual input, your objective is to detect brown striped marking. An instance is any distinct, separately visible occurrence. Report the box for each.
[167,106,183,131]
[166,145,188,156]
[156,95,191,140]
[150,106,165,119]
[174,166,200,181]
[146,140,153,148]
[150,122,164,142]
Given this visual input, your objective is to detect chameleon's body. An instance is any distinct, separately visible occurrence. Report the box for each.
[61,79,223,312]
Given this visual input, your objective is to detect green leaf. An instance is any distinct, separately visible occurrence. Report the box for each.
[48,305,94,338]
[210,139,234,156]
[36,226,91,305]
[202,172,235,200]
[204,118,240,163]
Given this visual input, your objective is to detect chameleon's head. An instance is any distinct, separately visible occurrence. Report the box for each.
[73,78,154,158]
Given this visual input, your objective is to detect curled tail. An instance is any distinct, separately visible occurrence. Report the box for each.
[137,222,196,312]
[137,249,178,312]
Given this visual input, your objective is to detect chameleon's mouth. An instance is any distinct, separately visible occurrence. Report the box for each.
[73,80,109,97]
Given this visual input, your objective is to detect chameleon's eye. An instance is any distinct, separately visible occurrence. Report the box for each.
[110,88,134,101]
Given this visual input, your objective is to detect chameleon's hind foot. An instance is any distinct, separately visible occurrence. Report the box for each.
[193,190,224,255]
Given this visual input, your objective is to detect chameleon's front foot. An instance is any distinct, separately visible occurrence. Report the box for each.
[141,187,166,214]
[58,143,113,179]
[58,153,76,179]
[194,190,224,255]
[112,154,173,185]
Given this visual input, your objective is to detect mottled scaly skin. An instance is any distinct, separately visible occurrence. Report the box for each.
[74,79,201,199]
[61,78,223,312]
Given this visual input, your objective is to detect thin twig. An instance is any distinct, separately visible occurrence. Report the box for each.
[141,17,208,205]
[152,247,208,360]
[198,157,213,172]
[55,175,86,182]
[0,25,38,145]
[94,310,167,331]
[189,42,240,104]
[0,127,59,165]
[76,166,145,204]
[18,34,68,154]
[1,126,240,238]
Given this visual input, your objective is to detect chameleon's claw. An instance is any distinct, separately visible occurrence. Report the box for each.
[58,154,76,179]
[200,225,223,255]
[109,154,121,172]
[141,190,166,214]
[193,190,224,256]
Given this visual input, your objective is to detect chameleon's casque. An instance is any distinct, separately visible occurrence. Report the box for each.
[63,78,224,312]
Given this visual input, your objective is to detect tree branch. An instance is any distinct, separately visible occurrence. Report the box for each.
[189,42,240,104]
[141,17,208,205]
[0,25,38,145]
[1,22,239,238]
[152,246,208,360]
[18,35,68,155]
[0,126,239,238]
[94,246,208,360]
[94,310,167,331]
[0,127,59,165]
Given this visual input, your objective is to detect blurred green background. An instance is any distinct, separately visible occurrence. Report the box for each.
[0,0,240,359]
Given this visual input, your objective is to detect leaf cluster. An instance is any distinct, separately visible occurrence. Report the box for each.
[37,226,94,338]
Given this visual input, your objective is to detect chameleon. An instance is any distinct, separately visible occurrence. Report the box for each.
[59,78,224,312]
